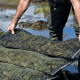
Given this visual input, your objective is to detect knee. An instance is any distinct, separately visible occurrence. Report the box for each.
[71,0,80,10]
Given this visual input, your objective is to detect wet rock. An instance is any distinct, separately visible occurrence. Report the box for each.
[0,28,80,58]
[18,20,48,31]
[0,28,4,36]
[31,20,48,30]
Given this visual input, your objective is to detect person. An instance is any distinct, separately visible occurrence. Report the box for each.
[8,0,31,34]
[47,0,80,41]
[7,0,80,41]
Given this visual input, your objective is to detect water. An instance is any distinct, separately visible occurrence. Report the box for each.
[0,2,77,41]
[0,2,79,74]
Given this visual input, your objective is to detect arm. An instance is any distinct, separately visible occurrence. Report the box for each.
[70,0,80,41]
[7,0,31,34]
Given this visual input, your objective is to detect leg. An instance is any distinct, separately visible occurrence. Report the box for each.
[48,0,71,41]
[72,7,79,38]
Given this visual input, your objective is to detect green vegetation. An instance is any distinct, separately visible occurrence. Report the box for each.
[34,4,50,18]
[3,0,19,4]
[0,28,4,36]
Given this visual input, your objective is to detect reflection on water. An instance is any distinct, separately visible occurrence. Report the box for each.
[34,3,50,18]
[63,27,76,41]
[63,61,78,73]
[0,2,77,41]
[0,2,78,75]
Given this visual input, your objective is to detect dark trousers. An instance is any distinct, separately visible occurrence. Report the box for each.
[47,0,79,41]
[73,13,79,38]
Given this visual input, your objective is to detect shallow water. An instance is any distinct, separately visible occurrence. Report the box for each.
[0,2,77,41]
[0,2,79,75]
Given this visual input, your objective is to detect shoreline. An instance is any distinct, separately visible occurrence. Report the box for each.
[0,1,73,15]
[0,1,49,9]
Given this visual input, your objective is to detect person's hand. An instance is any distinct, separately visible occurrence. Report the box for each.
[79,34,80,41]
[7,22,16,34]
